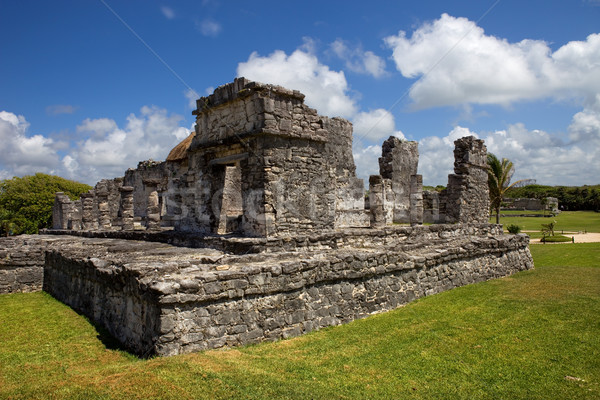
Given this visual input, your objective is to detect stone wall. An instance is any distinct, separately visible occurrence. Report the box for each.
[0,236,45,294]
[423,190,441,224]
[0,235,78,294]
[379,137,422,223]
[442,136,490,223]
[503,197,559,213]
[33,225,533,356]
[369,137,423,226]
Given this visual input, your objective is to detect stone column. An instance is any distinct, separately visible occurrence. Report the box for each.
[369,175,386,228]
[52,192,72,230]
[378,137,419,224]
[409,174,423,225]
[96,184,111,230]
[444,136,490,223]
[119,186,134,231]
[144,181,161,230]
[80,191,97,230]
[68,200,82,230]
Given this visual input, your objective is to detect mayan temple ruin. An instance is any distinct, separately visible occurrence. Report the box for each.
[0,78,533,356]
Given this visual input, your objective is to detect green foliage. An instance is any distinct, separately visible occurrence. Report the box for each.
[506,224,521,234]
[0,173,91,235]
[423,185,446,192]
[487,153,528,224]
[541,220,557,237]
[1,245,599,399]
[506,184,600,211]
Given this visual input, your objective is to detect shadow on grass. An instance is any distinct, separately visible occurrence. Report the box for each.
[93,322,131,353]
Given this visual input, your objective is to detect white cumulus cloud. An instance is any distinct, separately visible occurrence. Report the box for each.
[384,14,600,109]
[418,126,479,185]
[0,111,61,177]
[67,106,190,183]
[352,109,405,143]
[417,116,600,187]
[185,88,200,109]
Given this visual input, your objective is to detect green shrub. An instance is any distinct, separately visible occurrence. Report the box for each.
[540,235,572,243]
[507,224,521,234]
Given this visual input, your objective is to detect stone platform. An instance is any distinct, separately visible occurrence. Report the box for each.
[0,224,533,357]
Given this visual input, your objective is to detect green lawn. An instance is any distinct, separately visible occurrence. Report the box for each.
[498,210,549,216]
[1,244,599,399]
[492,210,600,233]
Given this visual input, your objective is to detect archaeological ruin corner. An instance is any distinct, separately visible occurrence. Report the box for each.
[1,78,533,357]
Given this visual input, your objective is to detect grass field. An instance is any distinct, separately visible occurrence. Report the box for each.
[498,210,549,216]
[1,243,599,399]
[491,210,600,233]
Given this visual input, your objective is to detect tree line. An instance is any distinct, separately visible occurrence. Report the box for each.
[505,184,600,211]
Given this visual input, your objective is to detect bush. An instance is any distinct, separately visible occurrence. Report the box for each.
[507,224,521,234]
[540,235,572,243]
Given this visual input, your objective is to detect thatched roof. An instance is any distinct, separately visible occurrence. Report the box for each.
[166,131,195,162]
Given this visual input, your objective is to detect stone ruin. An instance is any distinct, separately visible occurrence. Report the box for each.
[52,78,369,236]
[502,197,560,214]
[0,78,533,356]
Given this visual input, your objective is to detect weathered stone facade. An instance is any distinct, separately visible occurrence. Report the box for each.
[0,79,536,357]
[0,237,45,294]
[0,235,80,294]
[375,137,423,224]
[48,82,491,235]
[51,79,370,236]
[442,136,490,223]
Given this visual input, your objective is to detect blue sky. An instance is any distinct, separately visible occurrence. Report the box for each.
[1,0,599,186]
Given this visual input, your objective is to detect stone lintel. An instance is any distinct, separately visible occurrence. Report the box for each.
[208,152,249,166]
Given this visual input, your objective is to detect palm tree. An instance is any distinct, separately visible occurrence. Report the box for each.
[487,153,527,224]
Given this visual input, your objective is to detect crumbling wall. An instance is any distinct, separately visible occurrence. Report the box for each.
[44,246,161,355]
[33,227,532,356]
[442,136,490,223]
[368,175,394,227]
[0,236,45,294]
[51,81,496,237]
[123,160,169,228]
[379,138,420,223]
[370,137,423,226]
[423,190,441,224]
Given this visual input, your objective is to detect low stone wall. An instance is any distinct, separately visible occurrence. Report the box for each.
[0,236,46,294]
[36,225,532,356]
